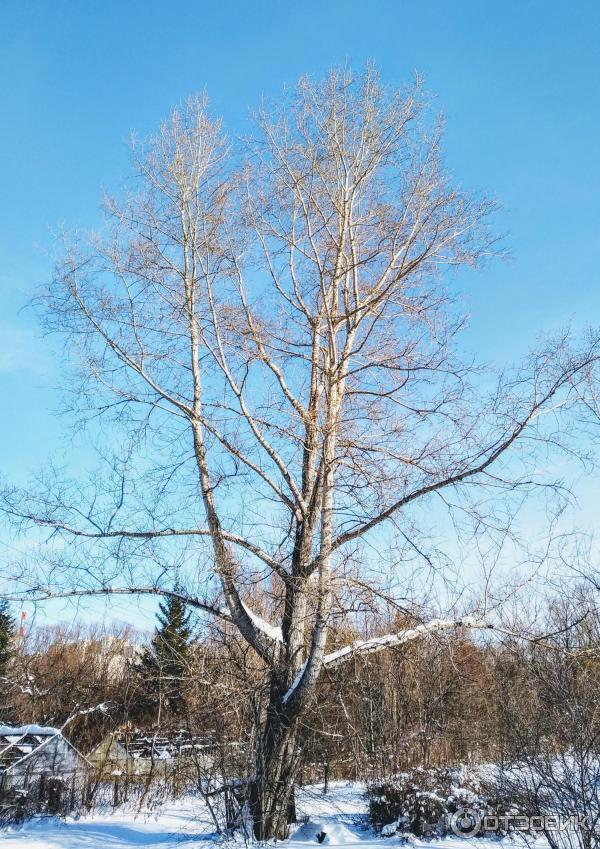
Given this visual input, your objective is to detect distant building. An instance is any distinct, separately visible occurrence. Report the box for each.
[88,729,215,781]
[0,725,90,819]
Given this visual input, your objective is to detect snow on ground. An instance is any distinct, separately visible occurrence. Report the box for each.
[292,783,542,849]
[1,781,545,849]
[0,797,212,849]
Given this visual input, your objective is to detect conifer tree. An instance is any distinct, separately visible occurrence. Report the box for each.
[0,599,14,679]
[137,593,192,724]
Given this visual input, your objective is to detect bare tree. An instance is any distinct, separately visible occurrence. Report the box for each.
[2,66,600,838]
[493,596,600,849]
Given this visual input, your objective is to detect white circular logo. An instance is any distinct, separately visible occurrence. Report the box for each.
[449,808,482,838]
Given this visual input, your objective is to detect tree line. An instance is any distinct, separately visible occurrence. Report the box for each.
[2,586,598,793]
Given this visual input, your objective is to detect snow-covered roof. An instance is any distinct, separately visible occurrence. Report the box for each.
[0,725,59,737]
[0,724,89,774]
[107,729,214,762]
[0,726,61,772]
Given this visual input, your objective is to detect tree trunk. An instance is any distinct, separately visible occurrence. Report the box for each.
[251,675,300,840]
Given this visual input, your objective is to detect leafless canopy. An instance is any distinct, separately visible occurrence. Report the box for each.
[3,66,600,838]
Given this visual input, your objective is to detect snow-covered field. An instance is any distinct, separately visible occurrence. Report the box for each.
[0,782,543,849]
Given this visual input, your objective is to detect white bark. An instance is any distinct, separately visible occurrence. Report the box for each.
[2,73,600,839]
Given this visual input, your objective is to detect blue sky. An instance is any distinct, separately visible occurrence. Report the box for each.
[1,0,600,629]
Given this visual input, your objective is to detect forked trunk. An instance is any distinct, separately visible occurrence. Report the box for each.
[250,676,300,840]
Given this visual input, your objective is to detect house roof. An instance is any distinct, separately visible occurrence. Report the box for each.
[0,725,59,737]
[103,730,214,761]
[0,725,89,774]
[0,726,60,772]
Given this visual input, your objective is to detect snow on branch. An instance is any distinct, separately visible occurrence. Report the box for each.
[60,702,111,732]
[283,616,491,704]
[14,584,284,647]
[322,617,492,668]
[241,602,283,643]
